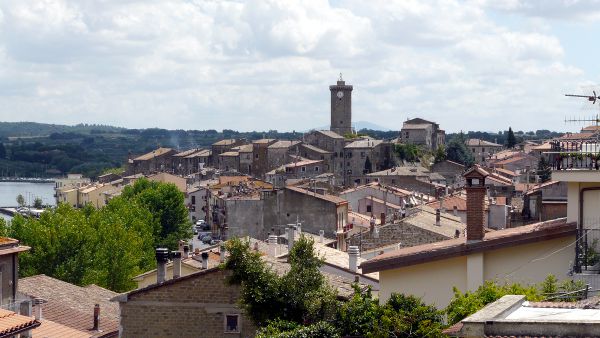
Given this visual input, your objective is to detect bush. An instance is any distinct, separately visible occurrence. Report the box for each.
[257,320,339,338]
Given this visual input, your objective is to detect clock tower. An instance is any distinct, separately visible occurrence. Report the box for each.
[330,74,353,136]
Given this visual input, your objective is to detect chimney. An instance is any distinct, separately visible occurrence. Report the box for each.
[93,304,100,331]
[33,298,45,321]
[220,244,226,263]
[453,205,458,217]
[183,244,190,258]
[464,166,487,242]
[435,208,441,226]
[348,246,360,272]
[172,251,182,279]
[319,230,324,243]
[201,252,209,269]
[286,227,294,253]
[268,235,278,257]
[155,248,169,284]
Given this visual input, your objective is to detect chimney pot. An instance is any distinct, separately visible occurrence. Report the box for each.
[453,205,458,217]
[220,244,226,263]
[435,208,441,226]
[93,304,100,331]
[201,252,209,269]
[319,230,324,243]
[183,244,190,258]
[172,251,182,279]
[268,235,278,257]
[155,248,169,284]
[348,246,360,272]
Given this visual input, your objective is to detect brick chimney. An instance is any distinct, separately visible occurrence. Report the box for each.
[463,165,488,242]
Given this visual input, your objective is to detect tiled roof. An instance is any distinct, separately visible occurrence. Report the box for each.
[299,143,332,154]
[253,138,276,144]
[33,319,92,338]
[340,182,412,196]
[559,132,597,140]
[283,159,322,168]
[218,151,239,157]
[345,139,383,148]
[367,166,430,177]
[402,123,431,130]
[531,142,552,151]
[268,140,300,149]
[184,149,211,158]
[466,139,503,147]
[404,206,465,238]
[0,308,39,337]
[315,130,344,139]
[285,186,347,205]
[233,144,253,153]
[361,218,575,273]
[18,275,119,337]
[173,149,200,157]
[133,147,173,161]
[212,139,237,146]
[494,167,517,177]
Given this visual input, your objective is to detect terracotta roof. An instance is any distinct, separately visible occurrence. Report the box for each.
[133,147,173,161]
[252,138,276,144]
[425,194,490,212]
[531,142,552,151]
[18,275,119,337]
[233,144,253,153]
[285,186,347,205]
[218,151,239,157]
[32,319,92,338]
[559,132,597,141]
[283,159,322,168]
[466,139,502,147]
[494,155,530,166]
[360,218,575,273]
[367,166,430,177]
[0,309,40,338]
[493,167,517,177]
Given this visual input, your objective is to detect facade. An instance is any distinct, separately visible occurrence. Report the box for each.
[344,139,391,186]
[218,151,240,172]
[172,149,201,175]
[183,149,212,175]
[148,172,187,193]
[211,139,246,166]
[330,76,353,136]
[466,138,503,164]
[367,166,441,196]
[129,147,176,175]
[523,181,567,222]
[251,139,277,178]
[400,118,445,151]
[430,160,465,186]
[234,144,253,175]
[265,159,324,188]
[266,140,301,171]
[304,130,346,178]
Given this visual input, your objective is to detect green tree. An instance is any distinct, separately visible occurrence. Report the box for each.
[336,285,380,336]
[33,197,43,209]
[434,145,446,163]
[364,156,372,174]
[506,127,516,148]
[121,178,191,249]
[537,156,552,183]
[16,194,25,207]
[446,134,474,167]
[395,144,421,162]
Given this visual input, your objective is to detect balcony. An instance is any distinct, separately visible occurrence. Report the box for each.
[549,140,600,171]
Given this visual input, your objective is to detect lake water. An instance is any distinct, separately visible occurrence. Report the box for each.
[0,182,56,221]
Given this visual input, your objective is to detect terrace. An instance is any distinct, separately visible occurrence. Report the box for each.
[549,140,600,171]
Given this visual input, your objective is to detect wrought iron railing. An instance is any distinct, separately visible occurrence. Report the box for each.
[575,228,600,274]
[549,140,600,170]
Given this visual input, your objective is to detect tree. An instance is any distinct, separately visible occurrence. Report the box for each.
[434,145,446,163]
[446,134,474,167]
[33,197,43,209]
[16,194,25,207]
[506,127,516,148]
[395,144,421,163]
[537,157,552,183]
[121,178,191,249]
[364,156,372,174]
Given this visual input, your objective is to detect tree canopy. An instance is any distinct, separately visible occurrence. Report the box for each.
[446,133,474,167]
[506,127,516,148]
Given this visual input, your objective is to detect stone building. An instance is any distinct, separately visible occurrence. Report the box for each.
[218,151,240,172]
[234,144,253,175]
[129,147,177,175]
[182,149,212,175]
[466,138,503,164]
[265,159,324,188]
[366,166,442,196]
[304,130,346,178]
[430,160,465,186]
[211,139,246,166]
[298,143,334,172]
[251,139,277,178]
[343,139,390,186]
[330,76,353,136]
[267,140,301,171]
[400,118,445,151]
[172,149,201,175]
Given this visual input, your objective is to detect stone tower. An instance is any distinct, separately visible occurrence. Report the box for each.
[330,74,353,136]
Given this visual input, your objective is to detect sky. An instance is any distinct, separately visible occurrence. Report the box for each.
[1,0,600,133]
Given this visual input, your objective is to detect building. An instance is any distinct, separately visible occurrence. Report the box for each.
[343,138,384,186]
[147,172,187,193]
[360,166,577,309]
[466,138,503,164]
[172,148,201,175]
[366,166,442,196]
[218,151,240,172]
[266,140,301,170]
[399,118,445,151]
[182,149,212,175]
[430,160,465,186]
[18,274,120,337]
[522,181,567,222]
[265,159,324,188]
[447,295,600,337]
[129,147,176,175]
[211,139,246,166]
[340,182,412,214]
[251,139,277,178]
[329,75,353,136]
[303,130,346,178]
[234,144,253,175]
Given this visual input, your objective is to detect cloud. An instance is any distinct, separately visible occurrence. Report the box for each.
[0,0,594,133]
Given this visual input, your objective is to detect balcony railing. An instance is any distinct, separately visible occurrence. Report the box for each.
[549,140,600,170]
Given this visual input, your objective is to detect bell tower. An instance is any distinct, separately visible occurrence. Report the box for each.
[330,74,353,136]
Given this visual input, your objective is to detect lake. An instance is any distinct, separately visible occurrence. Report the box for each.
[0,182,56,221]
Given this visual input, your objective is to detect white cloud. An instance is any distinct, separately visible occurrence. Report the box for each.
[0,0,594,133]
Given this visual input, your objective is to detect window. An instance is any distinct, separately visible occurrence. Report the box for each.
[315,166,319,172]
[391,179,396,184]
[191,196,196,205]
[255,154,259,159]
[360,152,365,158]
[405,132,409,138]
[366,205,372,213]
[340,120,343,124]
[472,148,475,153]
[224,314,240,333]
[301,166,306,172]
[482,148,485,152]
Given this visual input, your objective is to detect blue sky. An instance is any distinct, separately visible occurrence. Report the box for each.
[0,0,599,133]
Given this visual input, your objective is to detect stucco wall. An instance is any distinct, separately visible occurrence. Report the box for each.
[378,256,467,308]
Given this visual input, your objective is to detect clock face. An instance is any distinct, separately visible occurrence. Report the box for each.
[337,91,344,99]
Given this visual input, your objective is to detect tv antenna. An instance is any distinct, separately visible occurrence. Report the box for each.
[564,88,600,127]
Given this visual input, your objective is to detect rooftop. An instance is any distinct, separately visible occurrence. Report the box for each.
[345,139,383,149]
[466,139,503,147]
[268,140,300,149]
[340,182,412,197]
[401,123,432,130]
[212,139,238,146]
[0,308,39,337]
[218,151,239,157]
[299,143,332,154]
[361,218,575,273]
[285,186,347,205]
[173,148,200,157]
[232,144,253,153]
[18,275,119,337]
[315,130,344,139]
[133,147,173,161]
[367,166,430,177]
[183,149,211,158]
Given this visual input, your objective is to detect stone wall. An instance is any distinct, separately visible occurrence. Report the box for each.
[347,221,449,252]
[119,269,257,338]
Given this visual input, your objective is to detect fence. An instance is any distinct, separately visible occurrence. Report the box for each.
[549,140,600,170]
[575,227,600,273]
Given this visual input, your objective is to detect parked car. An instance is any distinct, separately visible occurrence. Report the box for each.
[195,220,206,226]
